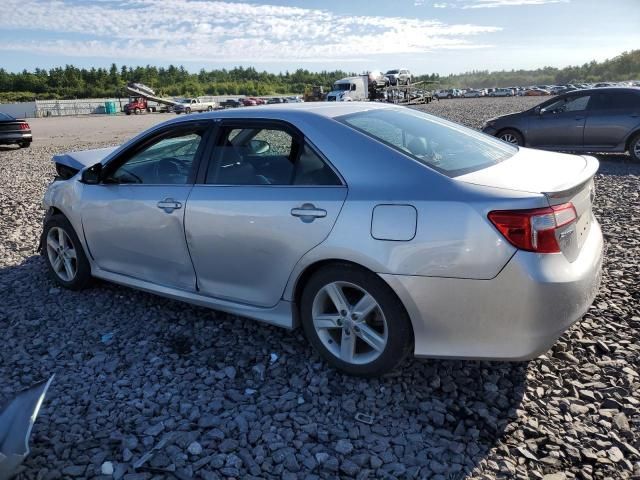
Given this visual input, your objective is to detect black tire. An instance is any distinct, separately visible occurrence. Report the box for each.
[185,107,191,114]
[207,106,213,112]
[300,264,413,377]
[447,94,452,99]
[42,214,92,290]
[497,128,524,146]
[134,108,141,115]
[19,141,31,148]
[629,132,640,162]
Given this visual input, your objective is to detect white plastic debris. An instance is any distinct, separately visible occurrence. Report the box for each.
[101,461,114,475]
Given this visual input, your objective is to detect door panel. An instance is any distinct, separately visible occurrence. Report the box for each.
[185,186,347,307]
[584,92,640,148]
[82,185,196,290]
[528,112,586,148]
[528,95,590,148]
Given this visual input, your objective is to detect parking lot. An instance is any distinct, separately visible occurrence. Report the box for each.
[1,97,638,480]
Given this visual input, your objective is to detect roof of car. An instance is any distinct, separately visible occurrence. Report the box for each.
[568,86,640,95]
[181,102,398,122]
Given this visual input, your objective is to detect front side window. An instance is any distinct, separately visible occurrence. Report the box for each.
[108,129,204,184]
[543,95,591,114]
[338,108,517,177]
[207,125,341,186]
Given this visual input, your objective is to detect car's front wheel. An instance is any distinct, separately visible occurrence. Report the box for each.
[629,132,640,162]
[300,264,413,376]
[43,215,92,290]
[498,129,524,146]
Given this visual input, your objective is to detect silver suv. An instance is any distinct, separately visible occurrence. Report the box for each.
[385,69,412,86]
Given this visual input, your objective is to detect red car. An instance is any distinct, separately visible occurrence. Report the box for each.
[241,98,257,106]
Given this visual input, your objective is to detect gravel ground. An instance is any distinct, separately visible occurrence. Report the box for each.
[1,99,639,480]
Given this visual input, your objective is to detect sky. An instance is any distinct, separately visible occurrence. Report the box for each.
[0,0,638,75]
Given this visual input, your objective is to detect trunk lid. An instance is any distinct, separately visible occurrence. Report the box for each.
[457,147,599,261]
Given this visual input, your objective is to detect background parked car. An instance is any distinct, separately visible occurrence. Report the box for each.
[385,69,412,86]
[489,88,514,97]
[525,88,550,96]
[367,70,389,88]
[436,89,462,99]
[220,98,242,108]
[482,87,640,161]
[463,90,482,98]
[0,112,32,148]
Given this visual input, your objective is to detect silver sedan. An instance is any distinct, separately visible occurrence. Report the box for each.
[41,103,603,376]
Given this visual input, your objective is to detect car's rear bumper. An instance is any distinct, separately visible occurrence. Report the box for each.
[0,132,32,144]
[381,217,603,360]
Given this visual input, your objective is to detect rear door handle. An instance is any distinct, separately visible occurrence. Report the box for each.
[291,203,327,223]
[157,198,182,213]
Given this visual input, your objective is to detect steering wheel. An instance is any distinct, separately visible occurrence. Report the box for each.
[153,157,184,183]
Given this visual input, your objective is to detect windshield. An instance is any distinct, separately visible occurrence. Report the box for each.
[178,99,191,103]
[337,108,517,177]
[334,83,351,91]
[386,70,399,74]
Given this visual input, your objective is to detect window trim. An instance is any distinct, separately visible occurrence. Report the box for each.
[196,118,346,187]
[101,120,215,186]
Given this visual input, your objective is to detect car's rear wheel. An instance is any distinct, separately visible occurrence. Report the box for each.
[300,264,413,376]
[498,129,524,146]
[43,215,92,290]
[629,132,640,162]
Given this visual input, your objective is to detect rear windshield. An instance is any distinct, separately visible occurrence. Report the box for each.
[0,112,14,121]
[337,108,517,177]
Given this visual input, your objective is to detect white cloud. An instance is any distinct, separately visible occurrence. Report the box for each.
[430,0,568,7]
[0,0,501,62]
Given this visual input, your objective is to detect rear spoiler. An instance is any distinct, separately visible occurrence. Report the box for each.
[543,155,599,200]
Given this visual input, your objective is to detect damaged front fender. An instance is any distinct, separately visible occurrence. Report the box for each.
[0,376,54,480]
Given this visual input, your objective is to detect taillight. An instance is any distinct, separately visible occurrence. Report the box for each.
[19,123,29,130]
[488,203,577,253]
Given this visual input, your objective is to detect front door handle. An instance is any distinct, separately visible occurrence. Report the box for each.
[157,198,182,213]
[291,203,327,223]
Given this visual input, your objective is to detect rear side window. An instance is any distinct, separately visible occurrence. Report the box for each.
[590,92,640,110]
[206,124,341,186]
[338,108,516,177]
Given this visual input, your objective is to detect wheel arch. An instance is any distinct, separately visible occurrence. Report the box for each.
[291,258,413,338]
[495,126,525,144]
[624,129,640,151]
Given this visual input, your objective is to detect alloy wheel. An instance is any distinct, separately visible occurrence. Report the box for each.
[46,227,78,282]
[500,133,519,144]
[311,281,388,365]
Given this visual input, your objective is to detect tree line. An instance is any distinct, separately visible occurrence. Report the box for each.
[0,50,637,103]
[421,50,640,89]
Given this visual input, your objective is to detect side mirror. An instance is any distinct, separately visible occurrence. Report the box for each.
[80,163,102,184]
[534,106,543,115]
[249,139,270,155]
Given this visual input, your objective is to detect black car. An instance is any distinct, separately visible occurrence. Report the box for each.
[220,99,242,109]
[482,87,640,161]
[0,112,32,148]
